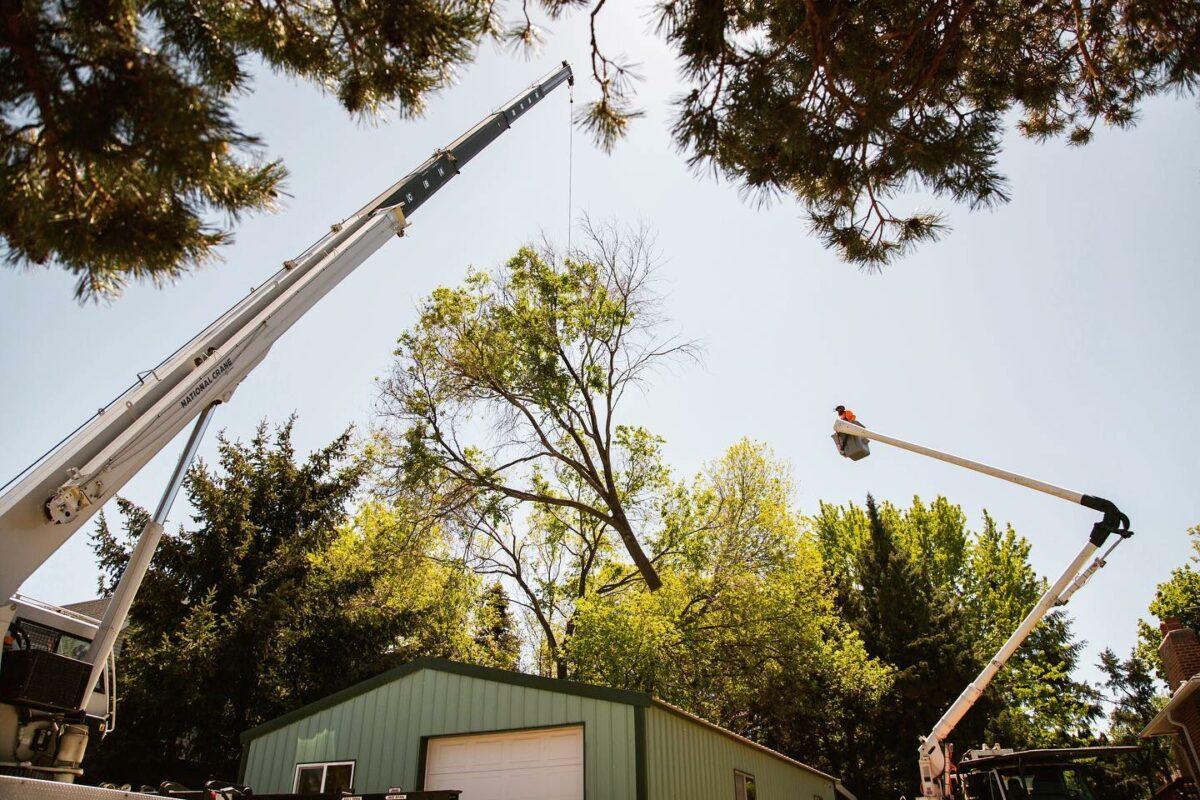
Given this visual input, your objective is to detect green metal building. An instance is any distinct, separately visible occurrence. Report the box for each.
[240,658,841,800]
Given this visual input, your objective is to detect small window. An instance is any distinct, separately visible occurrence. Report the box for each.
[735,770,757,800]
[293,760,355,794]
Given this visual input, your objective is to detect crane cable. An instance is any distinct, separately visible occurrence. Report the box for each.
[567,80,574,253]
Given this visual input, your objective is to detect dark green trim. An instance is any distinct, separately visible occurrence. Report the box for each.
[417,723,586,795]
[237,744,248,784]
[241,657,649,744]
[634,705,647,800]
[415,736,428,791]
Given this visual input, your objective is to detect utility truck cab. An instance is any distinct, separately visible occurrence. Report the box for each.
[0,595,116,782]
[955,746,1134,800]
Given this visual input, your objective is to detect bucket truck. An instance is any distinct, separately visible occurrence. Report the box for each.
[831,411,1134,800]
[0,62,576,789]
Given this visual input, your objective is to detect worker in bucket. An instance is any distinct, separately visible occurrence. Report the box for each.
[833,405,870,460]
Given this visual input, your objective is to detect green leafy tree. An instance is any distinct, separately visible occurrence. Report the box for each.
[810,495,1099,797]
[563,440,892,788]
[86,419,479,785]
[377,220,696,592]
[294,498,485,694]
[1139,525,1200,667]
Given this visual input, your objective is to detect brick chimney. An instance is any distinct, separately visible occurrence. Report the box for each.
[1158,619,1200,784]
[1160,619,1200,691]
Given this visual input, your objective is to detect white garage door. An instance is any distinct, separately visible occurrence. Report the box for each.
[424,725,584,800]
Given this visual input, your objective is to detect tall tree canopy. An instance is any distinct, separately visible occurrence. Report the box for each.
[8,0,1196,297]
[564,441,892,790]
[657,0,1200,266]
[87,419,489,786]
[1140,524,1200,659]
[1,0,505,298]
[377,221,695,592]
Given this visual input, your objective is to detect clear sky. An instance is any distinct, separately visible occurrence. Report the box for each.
[2,6,1197,689]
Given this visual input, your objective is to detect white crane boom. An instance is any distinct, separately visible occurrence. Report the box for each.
[0,62,573,605]
[0,62,574,762]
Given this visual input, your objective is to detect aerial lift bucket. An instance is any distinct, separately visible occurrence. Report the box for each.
[830,417,868,460]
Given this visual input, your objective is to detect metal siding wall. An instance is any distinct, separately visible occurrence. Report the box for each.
[242,669,637,799]
[644,707,835,800]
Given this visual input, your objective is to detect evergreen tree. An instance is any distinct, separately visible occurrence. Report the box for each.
[472,583,522,671]
[1,0,502,298]
[85,418,478,786]
[658,0,1200,266]
[842,496,979,799]
[811,495,1099,798]
[1090,649,1173,800]
[11,1,1196,294]
[967,513,1100,749]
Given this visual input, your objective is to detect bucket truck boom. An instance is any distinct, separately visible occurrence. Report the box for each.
[831,413,1132,800]
[0,62,573,785]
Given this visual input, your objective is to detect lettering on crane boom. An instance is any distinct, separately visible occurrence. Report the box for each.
[180,356,234,409]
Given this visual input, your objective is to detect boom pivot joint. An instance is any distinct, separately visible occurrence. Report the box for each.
[1080,495,1131,545]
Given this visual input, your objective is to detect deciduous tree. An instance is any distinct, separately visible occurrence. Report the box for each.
[377,221,696,591]
[431,451,675,679]
[1140,524,1200,666]
[565,441,892,788]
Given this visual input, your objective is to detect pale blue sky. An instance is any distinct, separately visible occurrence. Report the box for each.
[2,6,1198,688]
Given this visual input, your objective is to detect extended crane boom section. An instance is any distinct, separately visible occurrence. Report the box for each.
[0,61,574,608]
[369,63,573,216]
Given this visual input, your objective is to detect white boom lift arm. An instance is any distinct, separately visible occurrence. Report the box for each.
[832,416,1132,800]
[0,62,574,724]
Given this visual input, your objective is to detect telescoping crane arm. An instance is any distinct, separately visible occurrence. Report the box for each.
[832,415,1132,800]
[0,62,574,695]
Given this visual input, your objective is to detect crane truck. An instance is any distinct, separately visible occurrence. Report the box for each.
[0,62,582,793]
[832,411,1135,800]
